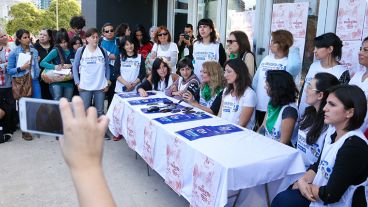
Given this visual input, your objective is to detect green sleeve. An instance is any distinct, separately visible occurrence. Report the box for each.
[40,49,58,70]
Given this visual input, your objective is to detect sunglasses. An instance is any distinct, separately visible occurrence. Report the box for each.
[158,32,168,37]
[104,29,114,33]
[226,39,237,44]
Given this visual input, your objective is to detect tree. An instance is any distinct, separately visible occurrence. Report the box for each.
[43,0,81,30]
[6,0,81,35]
[6,3,44,35]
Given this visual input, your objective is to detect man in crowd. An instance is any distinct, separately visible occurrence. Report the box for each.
[177,24,195,59]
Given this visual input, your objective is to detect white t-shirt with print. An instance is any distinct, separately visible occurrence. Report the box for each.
[152,42,178,68]
[299,62,348,116]
[255,54,288,112]
[192,41,220,82]
[79,47,107,90]
[115,54,142,92]
[349,69,368,132]
[220,87,256,130]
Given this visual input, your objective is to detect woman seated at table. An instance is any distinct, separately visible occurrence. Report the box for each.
[259,70,299,146]
[217,59,256,130]
[137,57,178,97]
[165,57,200,101]
[182,61,224,115]
[272,85,368,207]
[297,73,340,168]
[114,36,146,93]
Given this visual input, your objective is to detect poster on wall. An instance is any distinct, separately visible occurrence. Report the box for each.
[336,0,366,41]
[228,10,255,49]
[271,2,309,63]
[363,3,368,40]
[340,41,362,75]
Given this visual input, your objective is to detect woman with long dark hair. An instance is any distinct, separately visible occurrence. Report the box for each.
[272,85,368,207]
[40,28,74,101]
[297,73,340,167]
[137,58,178,97]
[259,70,299,146]
[218,59,256,129]
[114,36,145,93]
[192,18,226,82]
[132,24,153,60]
[7,29,41,140]
[227,30,256,77]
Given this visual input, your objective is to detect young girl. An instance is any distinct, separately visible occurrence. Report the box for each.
[41,29,74,101]
[260,70,299,146]
[272,85,368,207]
[114,36,145,93]
[297,73,340,167]
[137,58,178,96]
[192,18,226,82]
[218,59,256,130]
[299,33,350,116]
[165,57,200,101]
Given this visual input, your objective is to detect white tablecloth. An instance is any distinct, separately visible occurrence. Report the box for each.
[106,93,305,207]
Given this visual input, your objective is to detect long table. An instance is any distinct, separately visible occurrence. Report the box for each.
[106,92,305,207]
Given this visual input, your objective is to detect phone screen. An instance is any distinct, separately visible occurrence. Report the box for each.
[25,101,63,135]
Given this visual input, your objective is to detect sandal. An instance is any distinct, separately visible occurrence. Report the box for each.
[112,135,123,141]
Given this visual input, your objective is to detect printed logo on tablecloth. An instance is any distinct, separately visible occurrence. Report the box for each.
[190,154,221,207]
[142,121,157,167]
[125,109,137,150]
[165,137,185,195]
[112,101,124,136]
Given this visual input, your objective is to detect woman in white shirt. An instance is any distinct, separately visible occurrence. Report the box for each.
[192,18,226,81]
[114,36,145,93]
[150,26,178,69]
[297,73,340,168]
[218,59,256,130]
[299,33,350,116]
[137,58,178,97]
[252,29,301,128]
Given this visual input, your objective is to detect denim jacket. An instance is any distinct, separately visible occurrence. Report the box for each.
[7,46,40,80]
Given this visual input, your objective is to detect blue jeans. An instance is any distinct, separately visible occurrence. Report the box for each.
[271,189,310,207]
[32,79,41,99]
[49,84,74,101]
[79,90,105,117]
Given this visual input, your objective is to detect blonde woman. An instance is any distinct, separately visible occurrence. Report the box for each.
[182,61,224,115]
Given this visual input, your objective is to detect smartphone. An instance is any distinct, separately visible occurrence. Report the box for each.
[19,98,63,136]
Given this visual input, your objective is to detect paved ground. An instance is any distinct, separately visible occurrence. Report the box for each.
[0,130,189,207]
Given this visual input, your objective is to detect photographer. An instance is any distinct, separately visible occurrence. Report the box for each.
[177,24,194,59]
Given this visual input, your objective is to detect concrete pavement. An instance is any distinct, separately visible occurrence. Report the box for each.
[0,130,189,207]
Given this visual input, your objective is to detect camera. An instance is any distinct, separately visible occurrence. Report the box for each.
[184,34,190,40]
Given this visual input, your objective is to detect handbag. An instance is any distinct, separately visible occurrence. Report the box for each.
[12,72,32,100]
[145,44,159,76]
[41,47,73,83]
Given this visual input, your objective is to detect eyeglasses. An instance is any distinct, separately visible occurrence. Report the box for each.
[157,32,168,37]
[0,34,7,38]
[104,29,114,33]
[226,39,237,44]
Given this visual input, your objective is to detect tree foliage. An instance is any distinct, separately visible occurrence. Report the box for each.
[6,0,81,35]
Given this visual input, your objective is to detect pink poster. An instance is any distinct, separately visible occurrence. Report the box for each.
[244,10,255,49]
[336,0,365,41]
[142,121,157,167]
[125,109,137,150]
[340,40,361,74]
[271,3,290,32]
[289,2,309,38]
[165,137,185,195]
[363,3,368,39]
[111,101,124,137]
[190,154,221,207]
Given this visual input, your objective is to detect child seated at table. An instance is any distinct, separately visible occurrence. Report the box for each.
[165,57,200,102]
[137,58,178,97]
[217,59,256,130]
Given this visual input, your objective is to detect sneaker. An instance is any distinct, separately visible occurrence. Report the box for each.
[22,132,33,141]
[3,133,12,142]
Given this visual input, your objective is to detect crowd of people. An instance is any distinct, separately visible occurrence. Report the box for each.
[0,15,367,206]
